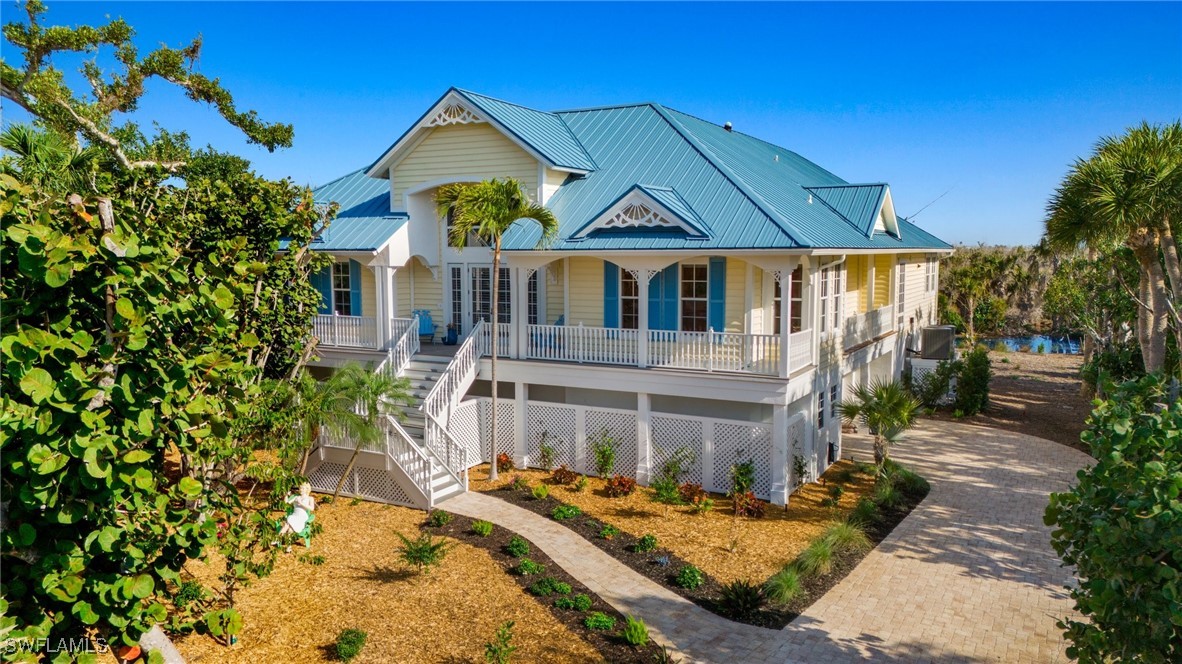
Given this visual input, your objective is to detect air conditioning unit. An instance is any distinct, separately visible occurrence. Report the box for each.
[920,325,957,360]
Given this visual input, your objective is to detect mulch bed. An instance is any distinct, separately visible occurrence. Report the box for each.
[424,513,666,662]
[486,478,928,629]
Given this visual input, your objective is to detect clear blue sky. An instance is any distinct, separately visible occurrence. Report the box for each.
[11,2,1182,245]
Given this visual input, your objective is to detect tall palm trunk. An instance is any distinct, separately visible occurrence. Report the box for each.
[1130,237,1169,373]
[489,237,501,481]
[873,434,887,466]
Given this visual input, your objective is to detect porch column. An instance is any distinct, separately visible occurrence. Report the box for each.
[514,382,528,468]
[778,266,791,378]
[519,268,535,359]
[866,257,876,310]
[371,266,385,349]
[385,266,397,340]
[636,392,652,484]
[809,259,821,367]
[770,403,790,506]
[635,269,652,369]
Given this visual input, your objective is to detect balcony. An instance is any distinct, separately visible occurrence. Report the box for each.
[314,315,414,350]
[843,304,895,350]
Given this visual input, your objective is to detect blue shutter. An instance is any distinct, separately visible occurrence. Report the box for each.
[603,261,619,328]
[660,264,679,331]
[311,265,332,314]
[349,260,363,316]
[708,257,726,331]
[647,269,662,330]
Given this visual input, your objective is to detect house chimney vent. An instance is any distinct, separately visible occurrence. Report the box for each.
[723,122,733,132]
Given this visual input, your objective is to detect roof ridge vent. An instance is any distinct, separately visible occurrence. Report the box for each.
[723,121,733,132]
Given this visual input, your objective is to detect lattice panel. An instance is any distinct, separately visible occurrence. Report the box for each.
[450,401,483,468]
[480,400,516,459]
[585,408,637,478]
[650,416,704,486]
[788,415,809,488]
[307,461,346,495]
[526,403,577,470]
[355,466,415,506]
[715,423,773,499]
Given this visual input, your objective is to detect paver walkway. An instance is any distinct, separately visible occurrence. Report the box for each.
[443,420,1093,662]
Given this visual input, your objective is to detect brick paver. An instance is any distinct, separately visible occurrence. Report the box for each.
[443,420,1092,662]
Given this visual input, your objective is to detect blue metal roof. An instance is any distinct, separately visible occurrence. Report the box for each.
[803,184,888,238]
[456,89,597,172]
[299,169,405,251]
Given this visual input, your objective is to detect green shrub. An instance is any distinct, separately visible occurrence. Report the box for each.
[598,524,619,540]
[890,465,930,499]
[538,437,556,470]
[471,520,494,537]
[513,558,544,576]
[551,504,581,521]
[528,576,571,597]
[532,484,550,500]
[909,359,959,408]
[873,479,903,509]
[794,538,835,578]
[483,620,516,664]
[427,509,452,527]
[583,612,616,631]
[554,594,589,610]
[764,567,804,604]
[659,447,695,484]
[689,497,715,514]
[649,476,684,515]
[719,579,767,618]
[396,532,453,574]
[954,346,992,415]
[674,565,704,589]
[620,615,649,647]
[574,475,588,492]
[847,497,880,527]
[299,553,327,566]
[590,430,616,477]
[334,628,367,662]
[728,460,755,496]
[174,580,205,609]
[830,467,856,484]
[505,535,530,558]
[633,534,658,553]
[1045,375,1182,663]
[822,520,871,555]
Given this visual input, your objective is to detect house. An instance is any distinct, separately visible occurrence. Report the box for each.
[302,88,952,510]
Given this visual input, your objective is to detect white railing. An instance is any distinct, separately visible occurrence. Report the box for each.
[387,317,416,349]
[527,324,640,365]
[842,304,894,348]
[523,324,806,376]
[314,314,378,349]
[419,320,486,483]
[788,328,813,372]
[378,315,419,377]
[476,321,511,358]
[382,414,435,505]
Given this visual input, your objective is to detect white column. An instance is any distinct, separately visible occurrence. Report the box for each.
[743,263,754,333]
[866,257,876,310]
[770,403,789,506]
[373,266,386,348]
[701,420,716,493]
[636,270,650,369]
[563,258,571,323]
[507,267,521,359]
[809,259,821,367]
[778,267,791,378]
[514,382,528,468]
[636,392,652,484]
[385,266,397,330]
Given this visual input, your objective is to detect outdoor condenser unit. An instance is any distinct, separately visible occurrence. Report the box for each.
[920,326,957,360]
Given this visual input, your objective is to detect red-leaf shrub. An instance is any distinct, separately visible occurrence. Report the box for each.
[605,475,637,498]
[496,452,514,473]
[550,465,578,485]
[732,491,767,518]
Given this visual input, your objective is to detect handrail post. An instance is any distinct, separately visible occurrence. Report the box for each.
[707,327,715,372]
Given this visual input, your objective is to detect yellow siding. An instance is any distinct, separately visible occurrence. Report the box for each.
[395,263,412,318]
[873,255,893,307]
[545,261,565,324]
[751,267,764,335]
[391,123,540,205]
[568,256,604,327]
[411,258,444,326]
[360,267,377,318]
[723,258,747,333]
[541,168,568,205]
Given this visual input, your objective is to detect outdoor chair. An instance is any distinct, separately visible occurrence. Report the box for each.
[414,309,438,344]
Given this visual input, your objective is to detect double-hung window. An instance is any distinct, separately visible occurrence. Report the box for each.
[817,391,826,429]
[332,262,352,316]
[818,266,843,334]
[925,257,938,293]
[680,263,708,332]
[773,265,804,333]
[897,262,907,327]
[620,270,640,330]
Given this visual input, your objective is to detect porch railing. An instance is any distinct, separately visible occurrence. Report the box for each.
[314,314,378,349]
[476,321,511,358]
[377,315,419,377]
[418,320,484,483]
[524,323,813,376]
[842,304,895,348]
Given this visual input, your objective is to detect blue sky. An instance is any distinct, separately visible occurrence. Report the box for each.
[10,2,1182,245]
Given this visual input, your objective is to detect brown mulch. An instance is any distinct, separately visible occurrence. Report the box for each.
[472,461,875,588]
[424,513,665,662]
[473,461,925,629]
[175,500,604,663]
[928,351,1093,455]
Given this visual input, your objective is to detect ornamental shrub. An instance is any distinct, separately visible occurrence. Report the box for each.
[335,628,367,662]
[471,520,494,537]
[513,558,545,576]
[731,491,767,518]
[590,430,616,477]
[633,534,658,553]
[551,504,582,521]
[483,620,516,664]
[954,346,992,415]
[505,535,530,558]
[719,580,766,618]
[427,510,452,527]
[584,611,616,631]
[550,465,578,485]
[620,615,649,647]
[496,453,515,473]
[531,484,550,500]
[674,565,704,590]
[1045,375,1182,663]
[396,533,453,574]
[605,475,637,497]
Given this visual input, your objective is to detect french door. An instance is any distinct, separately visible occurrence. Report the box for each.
[447,265,539,334]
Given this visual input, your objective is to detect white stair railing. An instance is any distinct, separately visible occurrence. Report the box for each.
[382,414,436,507]
[378,314,419,377]
[418,319,486,484]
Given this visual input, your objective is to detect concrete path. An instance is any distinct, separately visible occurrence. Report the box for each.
[443,420,1093,663]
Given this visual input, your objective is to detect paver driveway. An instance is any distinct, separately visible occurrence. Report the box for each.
[444,419,1093,663]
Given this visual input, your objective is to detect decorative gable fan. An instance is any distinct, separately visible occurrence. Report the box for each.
[572,185,710,240]
[426,103,483,127]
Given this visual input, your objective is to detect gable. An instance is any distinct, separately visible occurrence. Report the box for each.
[570,185,710,241]
[390,122,540,208]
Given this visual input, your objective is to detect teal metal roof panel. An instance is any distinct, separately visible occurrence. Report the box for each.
[456,90,597,172]
[803,184,888,237]
[301,169,405,251]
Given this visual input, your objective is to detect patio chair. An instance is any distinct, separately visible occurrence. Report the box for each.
[413,309,438,344]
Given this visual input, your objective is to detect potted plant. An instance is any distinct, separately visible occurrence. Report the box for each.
[443,322,459,345]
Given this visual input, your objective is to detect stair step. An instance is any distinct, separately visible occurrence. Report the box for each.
[412,355,453,364]
[432,483,463,501]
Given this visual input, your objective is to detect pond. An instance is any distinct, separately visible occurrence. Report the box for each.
[975,335,1082,354]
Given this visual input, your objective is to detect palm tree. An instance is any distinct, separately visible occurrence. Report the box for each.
[1045,121,1182,373]
[837,378,921,467]
[435,178,558,481]
[0,123,106,195]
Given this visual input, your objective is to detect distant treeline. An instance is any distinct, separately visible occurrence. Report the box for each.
[938,244,1063,338]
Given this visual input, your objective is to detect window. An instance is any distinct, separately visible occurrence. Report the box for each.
[817,391,826,429]
[445,207,487,248]
[471,266,511,325]
[925,257,938,293]
[897,263,907,327]
[830,384,839,419]
[818,266,843,334]
[773,265,803,333]
[331,262,352,316]
[527,271,540,326]
[450,266,463,329]
[680,263,708,332]
[620,270,639,330]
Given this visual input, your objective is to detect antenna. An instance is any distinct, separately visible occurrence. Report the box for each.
[906,186,955,220]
